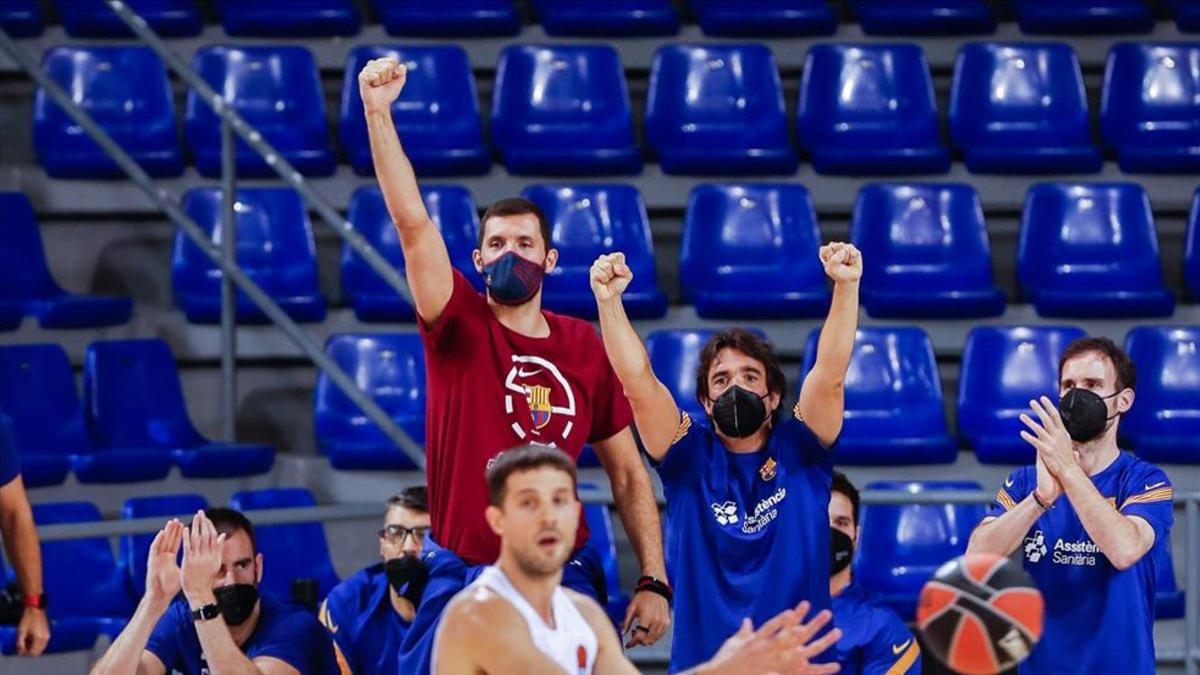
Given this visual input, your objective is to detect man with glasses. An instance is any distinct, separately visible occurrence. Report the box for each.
[320,487,430,674]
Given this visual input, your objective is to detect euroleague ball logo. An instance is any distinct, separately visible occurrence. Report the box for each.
[503,355,577,443]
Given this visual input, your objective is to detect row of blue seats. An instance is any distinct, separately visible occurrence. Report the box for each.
[4,181,1196,333]
[2,1,1194,39]
[31,42,1200,179]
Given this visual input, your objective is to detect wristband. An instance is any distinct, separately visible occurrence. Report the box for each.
[1031,491,1053,510]
[635,576,673,605]
[23,593,47,610]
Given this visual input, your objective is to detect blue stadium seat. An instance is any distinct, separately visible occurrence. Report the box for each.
[950,43,1102,174]
[1169,0,1200,32]
[958,326,1087,464]
[53,0,202,37]
[1018,183,1175,318]
[645,328,769,425]
[0,343,173,484]
[0,192,133,329]
[343,186,482,323]
[229,489,340,600]
[522,184,667,319]
[0,303,21,332]
[1123,327,1199,464]
[186,46,334,178]
[681,184,829,319]
[1010,0,1153,34]
[0,0,42,37]
[801,327,957,464]
[580,497,630,628]
[689,0,836,36]
[646,44,796,175]
[1154,543,1185,619]
[176,187,327,324]
[852,1,995,35]
[851,183,1005,318]
[1187,188,1200,301]
[797,44,949,175]
[1100,43,1200,173]
[855,481,987,620]
[372,0,520,36]
[213,0,359,36]
[533,0,679,36]
[315,334,426,471]
[120,494,209,597]
[341,46,487,177]
[0,411,70,488]
[84,339,275,478]
[492,45,641,175]
[34,46,183,179]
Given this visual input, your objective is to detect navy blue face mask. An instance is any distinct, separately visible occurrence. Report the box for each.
[481,251,545,306]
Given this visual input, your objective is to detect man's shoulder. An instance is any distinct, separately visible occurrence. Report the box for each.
[326,564,386,610]
[1115,452,1171,486]
[442,584,522,635]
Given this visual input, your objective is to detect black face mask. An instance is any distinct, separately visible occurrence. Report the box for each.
[1058,388,1120,443]
[213,583,258,627]
[385,555,429,607]
[709,385,769,439]
[830,527,854,576]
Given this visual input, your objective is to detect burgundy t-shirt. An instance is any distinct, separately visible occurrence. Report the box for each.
[419,269,633,565]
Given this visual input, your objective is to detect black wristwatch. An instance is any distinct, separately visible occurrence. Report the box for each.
[191,603,220,622]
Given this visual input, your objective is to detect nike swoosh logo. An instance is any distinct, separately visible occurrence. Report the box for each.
[892,639,912,655]
[1145,482,1166,491]
[516,368,543,378]
[1004,478,1014,488]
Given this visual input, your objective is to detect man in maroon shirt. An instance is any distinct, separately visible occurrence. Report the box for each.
[359,58,669,673]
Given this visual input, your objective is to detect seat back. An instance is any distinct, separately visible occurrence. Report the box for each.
[579,498,624,611]
[120,494,209,597]
[0,343,93,457]
[1101,43,1200,151]
[315,333,427,448]
[228,488,340,600]
[212,0,360,36]
[0,192,60,301]
[646,329,719,423]
[852,0,994,34]
[1123,326,1200,441]
[84,338,205,449]
[532,0,679,36]
[370,0,520,36]
[33,502,134,618]
[52,0,202,37]
[690,0,836,36]
[1187,189,1200,299]
[0,0,43,37]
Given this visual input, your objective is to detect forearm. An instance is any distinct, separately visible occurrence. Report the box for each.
[193,616,260,675]
[608,464,667,578]
[1060,468,1145,569]
[967,499,1044,557]
[813,280,859,376]
[91,596,167,675]
[596,297,656,396]
[1,504,43,596]
[364,109,430,230]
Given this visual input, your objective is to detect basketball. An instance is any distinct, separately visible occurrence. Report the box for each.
[917,553,1045,675]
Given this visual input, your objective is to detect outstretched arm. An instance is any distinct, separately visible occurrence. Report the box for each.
[0,475,49,656]
[359,58,454,325]
[797,243,862,447]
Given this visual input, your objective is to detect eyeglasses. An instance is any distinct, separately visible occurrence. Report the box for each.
[379,525,430,544]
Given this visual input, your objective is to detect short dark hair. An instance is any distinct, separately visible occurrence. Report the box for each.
[479,197,553,252]
[1058,337,1136,392]
[831,472,860,526]
[486,444,577,507]
[204,507,255,553]
[695,329,788,423]
[387,486,428,513]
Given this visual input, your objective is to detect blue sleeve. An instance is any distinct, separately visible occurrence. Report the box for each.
[319,596,356,675]
[779,412,835,470]
[1119,464,1174,546]
[986,468,1031,520]
[253,609,339,673]
[144,602,185,670]
[0,413,21,487]
[860,608,922,675]
[651,410,706,486]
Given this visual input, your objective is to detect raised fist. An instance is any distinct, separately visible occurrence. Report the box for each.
[359,58,407,114]
[591,252,632,302]
[819,242,863,284]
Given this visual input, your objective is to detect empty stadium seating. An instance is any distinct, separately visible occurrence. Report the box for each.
[53,0,202,38]
[120,494,209,597]
[212,0,360,37]
[646,44,797,175]
[315,333,426,471]
[343,185,482,322]
[371,0,520,37]
[0,410,69,488]
[797,44,949,174]
[688,0,836,36]
[851,183,1005,318]
[340,46,488,177]
[1100,43,1200,173]
[950,43,1103,174]
[801,327,957,464]
[1188,188,1200,301]
[1171,0,1200,32]
[1011,0,1153,34]
[646,329,718,424]
[0,0,42,37]
[186,46,335,178]
[0,343,174,484]
[34,46,183,179]
[681,184,830,318]
[1018,183,1175,318]
[957,326,1087,464]
[84,338,275,478]
[176,187,328,324]
[855,481,987,620]
[851,1,995,35]
[1122,326,1200,464]
[492,45,641,175]
[0,192,133,330]
[522,184,667,319]
[579,489,630,627]
[229,488,340,601]
[532,0,679,36]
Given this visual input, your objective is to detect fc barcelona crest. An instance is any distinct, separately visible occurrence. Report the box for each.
[759,457,777,481]
[527,385,553,429]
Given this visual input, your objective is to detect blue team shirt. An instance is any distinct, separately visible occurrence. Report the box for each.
[319,563,411,674]
[0,412,20,487]
[987,451,1174,675]
[146,593,338,674]
[831,582,921,675]
[654,409,834,673]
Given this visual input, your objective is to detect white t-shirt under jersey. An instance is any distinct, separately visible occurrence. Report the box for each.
[433,565,599,675]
